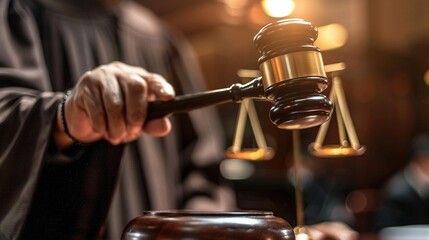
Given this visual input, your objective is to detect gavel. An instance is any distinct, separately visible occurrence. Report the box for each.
[147,19,333,130]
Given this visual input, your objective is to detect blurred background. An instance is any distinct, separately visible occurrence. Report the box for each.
[139,0,429,233]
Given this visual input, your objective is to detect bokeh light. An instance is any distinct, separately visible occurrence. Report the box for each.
[220,159,255,180]
[261,0,295,18]
[315,23,348,51]
[424,70,429,87]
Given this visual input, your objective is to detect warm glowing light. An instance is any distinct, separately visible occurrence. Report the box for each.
[261,0,295,18]
[294,227,311,240]
[315,23,348,51]
[295,233,311,240]
[248,3,270,26]
[223,0,248,17]
[223,0,248,9]
[424,70,429,87]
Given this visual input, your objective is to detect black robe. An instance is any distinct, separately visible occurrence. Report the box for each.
[0,0,231,239]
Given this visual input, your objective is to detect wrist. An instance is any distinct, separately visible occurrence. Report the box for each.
[60,90,81,143]
[54,90,89,150]
[54,96,74,150]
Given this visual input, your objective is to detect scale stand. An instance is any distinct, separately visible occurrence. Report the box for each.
[309,63,366,157]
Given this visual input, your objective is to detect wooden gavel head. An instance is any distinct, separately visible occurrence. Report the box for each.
[254,18,333,129]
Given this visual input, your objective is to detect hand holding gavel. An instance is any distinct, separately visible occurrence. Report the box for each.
[55,62,176,149]
[55,19,333,149]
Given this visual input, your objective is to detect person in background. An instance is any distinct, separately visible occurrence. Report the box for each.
[372,134,429,232]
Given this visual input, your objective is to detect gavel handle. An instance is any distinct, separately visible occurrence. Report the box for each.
[147,76,265,120]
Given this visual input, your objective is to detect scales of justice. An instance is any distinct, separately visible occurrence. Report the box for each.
[122,18,365,240]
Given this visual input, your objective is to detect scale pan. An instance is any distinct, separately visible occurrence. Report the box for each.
[308,143,366,157]
[225,147,275,161]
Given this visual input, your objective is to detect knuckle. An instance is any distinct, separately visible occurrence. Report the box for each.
[97,65,114,78]
[82,71,92,79]
[151,73,166,82]
[147,73,158,82]
[80,71,93,84]
[129,78,147,93]
[81,71,104,88]
[110,61,122,66]
[97,64,108,72]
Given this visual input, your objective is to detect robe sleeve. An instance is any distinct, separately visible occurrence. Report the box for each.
[0,0,63,237]
[0,1,124,239]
